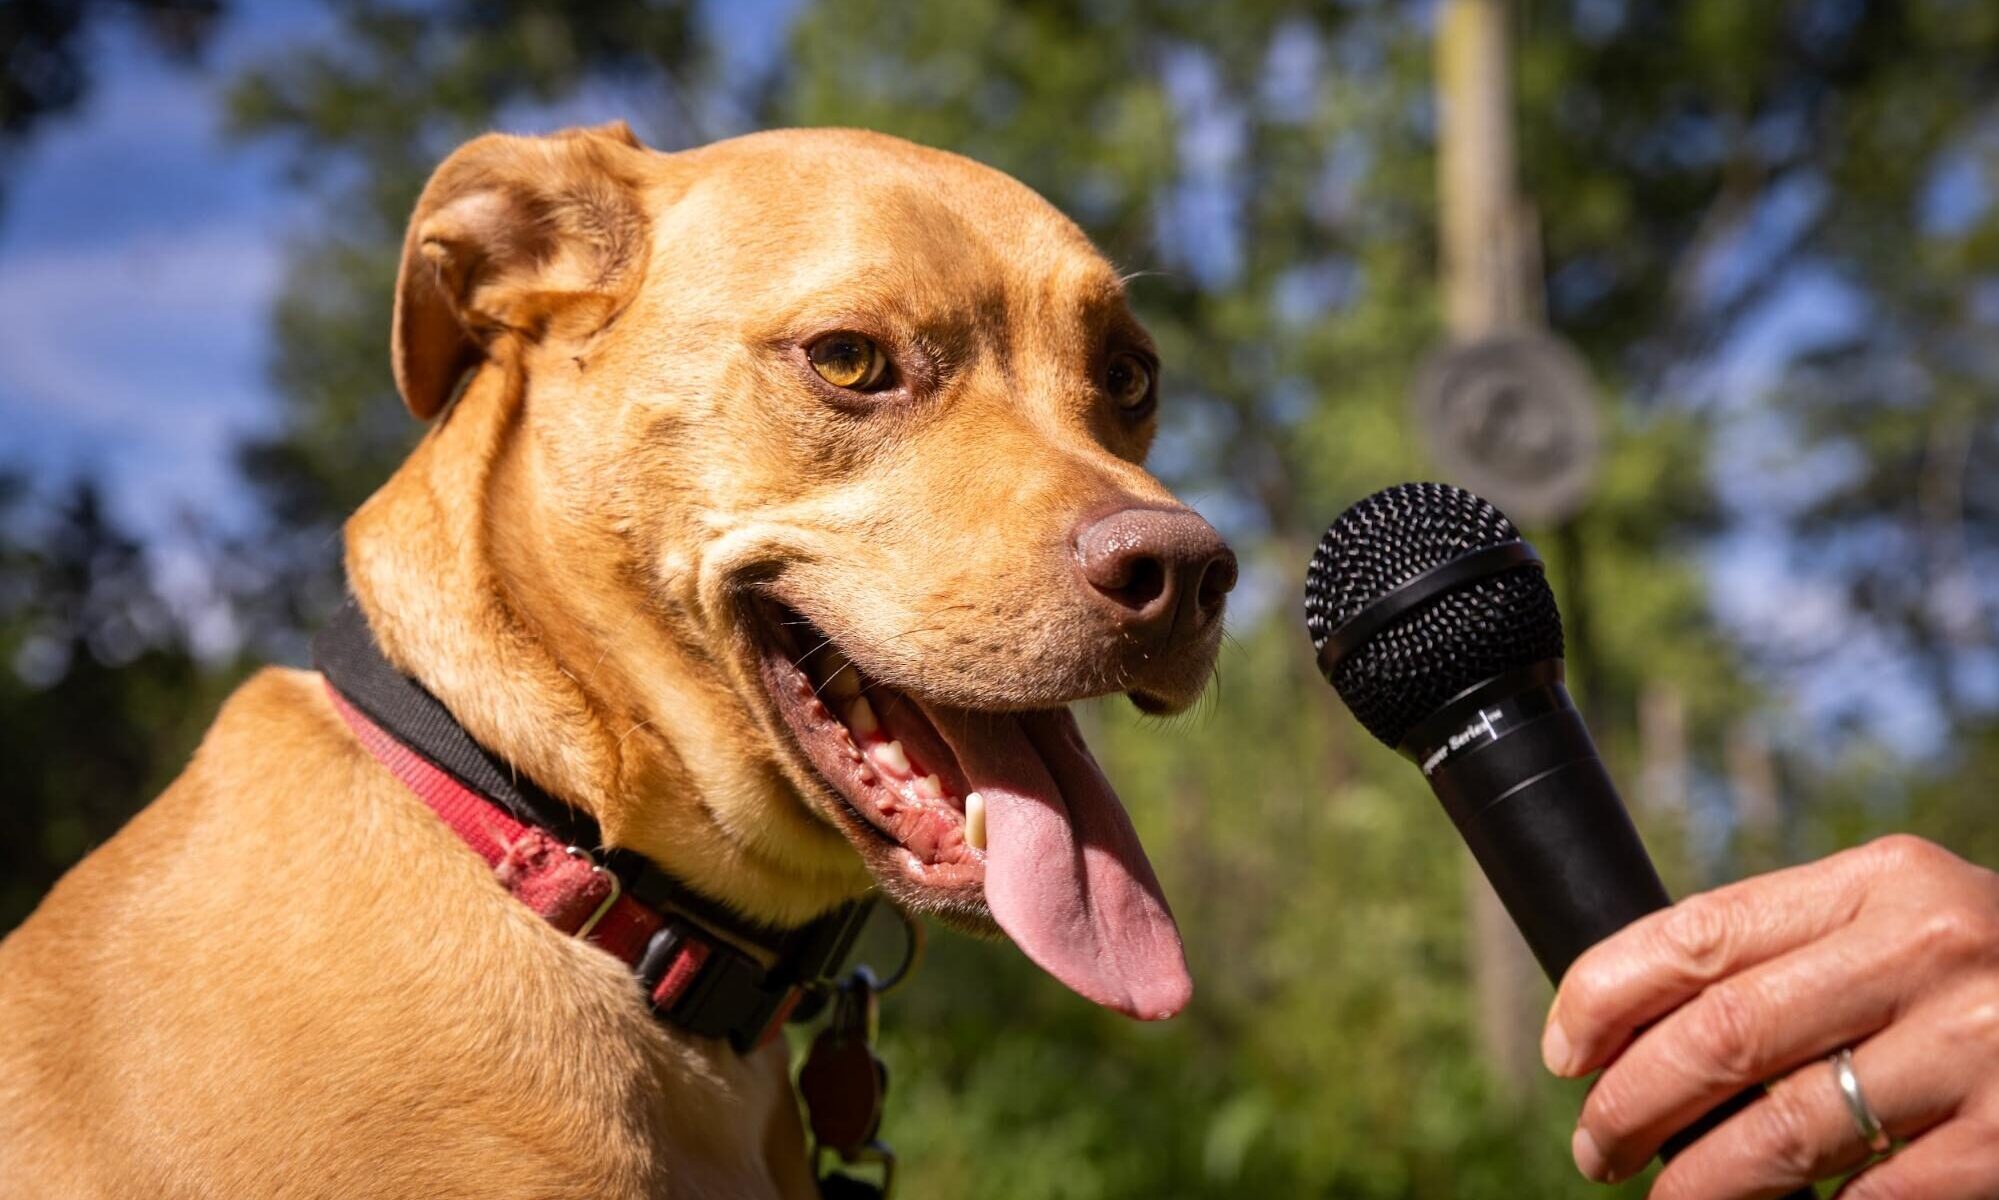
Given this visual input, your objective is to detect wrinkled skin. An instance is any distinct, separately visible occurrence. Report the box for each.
[1545,834,1999,1199]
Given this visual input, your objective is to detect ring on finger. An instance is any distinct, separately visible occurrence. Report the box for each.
[1830,1047,1893,1156]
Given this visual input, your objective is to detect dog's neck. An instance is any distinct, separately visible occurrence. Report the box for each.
[343,361,861,926]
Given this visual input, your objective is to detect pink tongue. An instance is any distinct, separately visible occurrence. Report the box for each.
[927,707,1191,1020]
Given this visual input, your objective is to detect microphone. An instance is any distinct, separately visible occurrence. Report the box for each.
[1303,481,1808,1194]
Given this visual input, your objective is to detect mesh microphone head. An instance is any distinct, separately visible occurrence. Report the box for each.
[1304,482,1564,748]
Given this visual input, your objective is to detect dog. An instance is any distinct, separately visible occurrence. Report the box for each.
[0,122,1235,1199]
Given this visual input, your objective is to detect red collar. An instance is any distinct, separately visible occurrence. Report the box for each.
[313,603,875,1054]
[328,687,730,1001]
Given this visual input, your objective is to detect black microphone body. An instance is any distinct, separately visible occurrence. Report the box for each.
[1305,482,1806,1194]
[1406,661,1668,979]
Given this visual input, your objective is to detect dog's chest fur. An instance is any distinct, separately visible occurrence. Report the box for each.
[0,668,816,1200]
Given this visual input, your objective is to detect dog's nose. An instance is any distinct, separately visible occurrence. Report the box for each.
[1074,507,1237,637]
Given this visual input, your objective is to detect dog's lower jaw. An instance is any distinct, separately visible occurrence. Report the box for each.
[604,753,879,927]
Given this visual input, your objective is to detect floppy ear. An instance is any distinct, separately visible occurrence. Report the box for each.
[391,120,651,419]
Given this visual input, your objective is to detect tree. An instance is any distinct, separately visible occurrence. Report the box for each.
[226,0,708,636]
[0,0,223,206]
[0,480,228,929]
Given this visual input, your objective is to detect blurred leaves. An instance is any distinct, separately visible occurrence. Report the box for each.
[0,0,223,216]
[3,0,1999,1195]
[0,481,236,928]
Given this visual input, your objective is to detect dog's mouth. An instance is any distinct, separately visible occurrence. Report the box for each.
[748,598,1191,1020]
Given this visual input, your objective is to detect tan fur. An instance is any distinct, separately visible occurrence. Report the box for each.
[0,125,1220,1197]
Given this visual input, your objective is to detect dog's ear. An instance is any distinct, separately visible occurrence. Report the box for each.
[392,121,651,419]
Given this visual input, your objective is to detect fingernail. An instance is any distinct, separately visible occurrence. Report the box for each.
[1542,1013,1578,1076]
[1572,1126,1612,1183]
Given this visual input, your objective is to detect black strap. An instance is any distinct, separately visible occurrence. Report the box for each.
[313,599,873,1049]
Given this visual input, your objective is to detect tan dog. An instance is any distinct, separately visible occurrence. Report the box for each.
[0,123,1234,1198]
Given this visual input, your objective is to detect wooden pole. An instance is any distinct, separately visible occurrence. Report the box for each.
[1435,0,1544,1108]
[1438,0,1531,339]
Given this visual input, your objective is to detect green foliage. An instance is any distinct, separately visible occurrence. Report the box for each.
[4,1,1998,1196]
[0,482,238,929]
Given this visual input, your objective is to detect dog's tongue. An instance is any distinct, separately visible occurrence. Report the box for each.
[927,706,1191,1020]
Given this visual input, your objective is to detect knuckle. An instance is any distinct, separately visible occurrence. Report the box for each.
[1689,982,1768,1083]
[1580,1073,1644,1147]
[1864,833,1944,875]
[1941,990,1999,1055]
[1752,1081,1824,1178]
[1659,897,1737,979]
[1911,904,1998,964]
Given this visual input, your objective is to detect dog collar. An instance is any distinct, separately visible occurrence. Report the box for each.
[312,600,876,1054]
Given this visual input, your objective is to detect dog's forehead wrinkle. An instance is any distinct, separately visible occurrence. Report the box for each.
[656,130,1118,325]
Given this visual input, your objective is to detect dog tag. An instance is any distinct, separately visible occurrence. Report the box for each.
[801,970,894,1197]
[800,972,887,1152]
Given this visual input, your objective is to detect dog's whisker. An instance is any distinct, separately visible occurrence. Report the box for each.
[788,635,836,670]
[811,664,857,699]
[582,610,645,687]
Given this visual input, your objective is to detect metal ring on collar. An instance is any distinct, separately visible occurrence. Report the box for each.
[872,904,925,995]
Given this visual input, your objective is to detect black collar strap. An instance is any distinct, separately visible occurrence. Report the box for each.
[313,599,874,1052]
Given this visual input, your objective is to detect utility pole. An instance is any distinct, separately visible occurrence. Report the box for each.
[1434,0,1546,1108]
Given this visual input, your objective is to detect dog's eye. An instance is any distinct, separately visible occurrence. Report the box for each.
[808,333,890,391]
[1105,352,1154,413]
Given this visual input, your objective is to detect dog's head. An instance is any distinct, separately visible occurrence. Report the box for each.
[383,124,1233,1018]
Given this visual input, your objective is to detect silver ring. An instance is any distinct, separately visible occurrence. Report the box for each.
[1831,1048,1893,1156]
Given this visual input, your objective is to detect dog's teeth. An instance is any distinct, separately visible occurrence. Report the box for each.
[916,773,944,799]
[821,650,862,699]
[843,737,864,763]
[965,791,987,851]
[871,739,910,775]
[847,697,879,736]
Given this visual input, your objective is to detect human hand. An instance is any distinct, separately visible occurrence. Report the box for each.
[1543,835,1999,1198]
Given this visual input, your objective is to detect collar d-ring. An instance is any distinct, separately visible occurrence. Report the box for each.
[870,904,924,995]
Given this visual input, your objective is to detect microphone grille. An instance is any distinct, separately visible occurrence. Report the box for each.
[1304,482,1563,747]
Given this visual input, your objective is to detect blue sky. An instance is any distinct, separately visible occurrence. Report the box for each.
[0,0,796,541]
[0,5,328,538]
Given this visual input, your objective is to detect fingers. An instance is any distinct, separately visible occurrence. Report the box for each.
[1572,924,1904,1181]
[1641,1013,1963,1200]
[1835,1114,1999,1200]
[1547,848,1879,1077]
